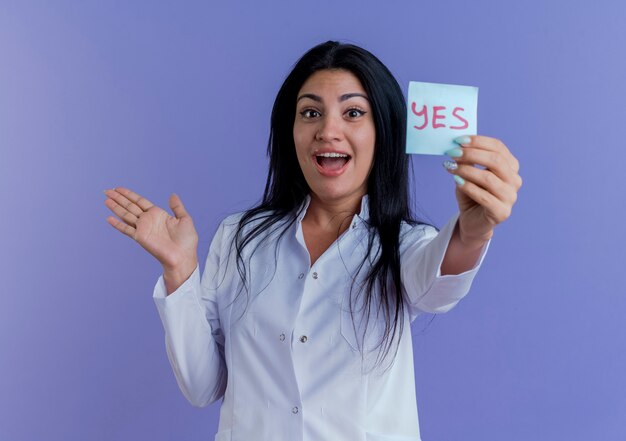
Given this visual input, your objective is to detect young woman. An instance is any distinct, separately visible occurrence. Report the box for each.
[104,41,521,441]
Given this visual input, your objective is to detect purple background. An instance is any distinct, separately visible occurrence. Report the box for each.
[2,1,625,440]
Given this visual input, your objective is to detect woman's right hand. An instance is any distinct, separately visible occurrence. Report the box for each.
[103,187,199,275]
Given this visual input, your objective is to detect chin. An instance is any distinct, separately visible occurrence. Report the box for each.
[309,183,365,203]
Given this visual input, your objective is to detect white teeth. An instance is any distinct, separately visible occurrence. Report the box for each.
[316,152,349,158]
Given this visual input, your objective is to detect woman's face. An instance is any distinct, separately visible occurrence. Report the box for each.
[293,69,375,204]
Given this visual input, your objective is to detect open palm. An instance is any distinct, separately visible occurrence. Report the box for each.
[104,187,198,270]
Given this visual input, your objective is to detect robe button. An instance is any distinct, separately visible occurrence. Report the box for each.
[292,406,299,414]
[312,272,318,279]
[279,333,285,341]
[298,273,304,279]
[299,335,308,343]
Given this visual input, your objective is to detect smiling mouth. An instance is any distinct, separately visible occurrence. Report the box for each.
[315,152,351,172]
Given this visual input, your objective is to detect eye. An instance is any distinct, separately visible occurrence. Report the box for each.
[299,109,321,119]
[345,107,367,118]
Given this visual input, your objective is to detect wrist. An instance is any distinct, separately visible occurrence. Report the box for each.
[163,255,198,273]
[458,228,493,250]
[163,257,198,295]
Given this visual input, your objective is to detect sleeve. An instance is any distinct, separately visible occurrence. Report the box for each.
[152,220,229,407]
[400,211,491,318]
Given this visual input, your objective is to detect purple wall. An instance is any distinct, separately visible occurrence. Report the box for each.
[2,1,624,440]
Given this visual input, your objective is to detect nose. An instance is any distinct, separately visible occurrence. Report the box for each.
[315,113,342,143]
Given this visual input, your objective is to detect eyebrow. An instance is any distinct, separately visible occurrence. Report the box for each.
[296,93,369,103]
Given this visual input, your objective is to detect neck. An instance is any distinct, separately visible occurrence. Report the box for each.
[303,191,364,234]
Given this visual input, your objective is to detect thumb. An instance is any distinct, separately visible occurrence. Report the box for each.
[169,193,190,219]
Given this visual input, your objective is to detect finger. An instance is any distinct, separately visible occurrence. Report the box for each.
[105,215,137,239]
[449,163,518,206]
[113,187,155,211]
[457,135,519,173]
[104,189,144,217]
[454,177,512,224]
[104,196,140,227]
[169,193,190,220]
[449,147,519,187]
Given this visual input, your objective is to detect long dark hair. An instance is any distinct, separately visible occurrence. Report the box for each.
[232,40,436,371]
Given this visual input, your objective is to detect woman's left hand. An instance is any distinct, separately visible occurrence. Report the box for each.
[443,135,523,247]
